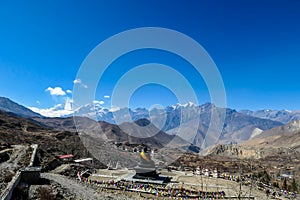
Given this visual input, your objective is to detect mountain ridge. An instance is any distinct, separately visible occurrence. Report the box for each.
[240,109,300,124]
[0,97,42,118]
[0,97,285,148]
[202,119,300,160]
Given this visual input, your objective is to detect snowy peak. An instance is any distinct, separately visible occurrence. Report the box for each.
[169,101,197,110]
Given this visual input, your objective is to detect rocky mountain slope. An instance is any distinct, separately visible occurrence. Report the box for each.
[0,97,42,118]
[0,110,99,172]
[0,97,284,148]
[166,103,283,147]
[244,119,300,149]
[240,109,300,124]
[31,116,190,149]
[0,108,196,171]
[77,102,283,145]
[203,119,300,160]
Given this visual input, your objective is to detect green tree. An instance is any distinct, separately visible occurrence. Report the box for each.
[283,178,288,190]
[272,182,279,188]
[260,170,271,184]
[37,187,54,200]
[291,178,298,192]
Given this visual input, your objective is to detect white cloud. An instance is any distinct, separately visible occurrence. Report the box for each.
[73,79,82,84]
[29,106,74,117]
[73,78,88,88]
[104,95,110,99]
[93,100,104,105]
[29,97,74,117]
[66,89,72,94]
[46,87,66,96]
[110,106,120,112]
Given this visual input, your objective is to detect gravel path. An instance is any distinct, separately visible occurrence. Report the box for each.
[41,173,137,200]
[0,145,28,170]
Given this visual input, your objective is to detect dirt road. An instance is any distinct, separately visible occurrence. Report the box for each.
[0,145,28,171]
[41,173,137,200]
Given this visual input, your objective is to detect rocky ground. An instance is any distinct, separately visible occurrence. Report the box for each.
[1,111,299,199]
[0,144,31,192]
[31,173,159,200]
[31,169,291,200]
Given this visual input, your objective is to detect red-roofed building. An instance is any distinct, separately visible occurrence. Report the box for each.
[58,154,74,161]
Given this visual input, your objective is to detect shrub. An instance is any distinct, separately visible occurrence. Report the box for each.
[37,187,54,200]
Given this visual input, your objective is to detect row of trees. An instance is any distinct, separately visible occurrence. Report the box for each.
[283,177,298,192]
[254,170,298,192]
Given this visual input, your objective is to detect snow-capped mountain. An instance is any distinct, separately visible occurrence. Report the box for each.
[25,94,296,128]
[169,101,197,110]
[70,101,201,128]
[73,102,114,123]
[72,101,197,121]
[71,102,282,146]
[25,98,283,147]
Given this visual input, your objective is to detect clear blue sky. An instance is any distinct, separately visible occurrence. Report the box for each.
[0,0,300,112]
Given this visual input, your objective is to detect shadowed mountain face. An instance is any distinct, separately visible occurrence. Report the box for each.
[33,116,190,149]
[103,118,189,148]
[1,98,298,174]
[0,97,42,118]
[32,116,78,132]
[0,97,284,149]
[0,97,283,148]
[166,104,283,147]
[33,102,282,148]
[0,110,191,169]
[0,110,99,169]
[0,110,50,144]
[74,117,193,167]
[74,102,283,146]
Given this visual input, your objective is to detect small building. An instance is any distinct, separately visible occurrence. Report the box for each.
[281,171,293,179]
[195,167,201,175]
[212,168,219,178]
[74,158,93,166]
[203,168,209,177]
[21,167,41,184]
[58,154,74,161]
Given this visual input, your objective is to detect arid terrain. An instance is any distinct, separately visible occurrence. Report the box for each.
[0,98,299,199]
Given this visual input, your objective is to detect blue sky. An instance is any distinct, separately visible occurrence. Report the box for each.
[0,0,300,116]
